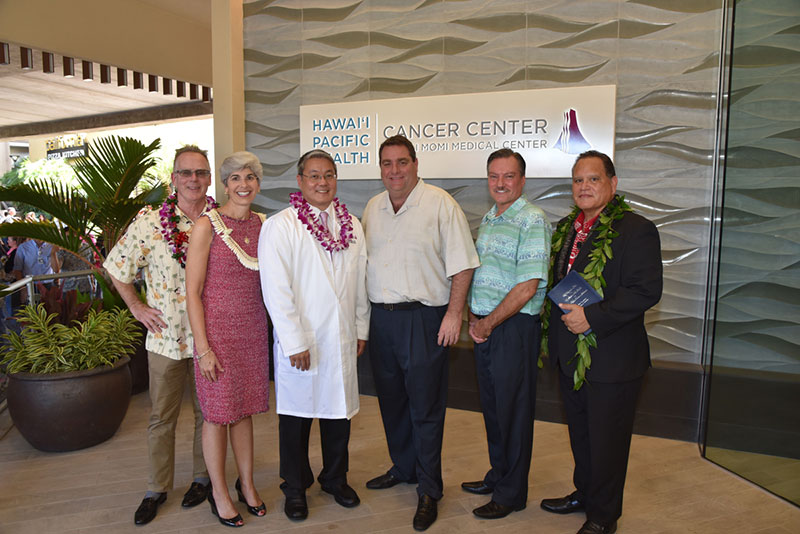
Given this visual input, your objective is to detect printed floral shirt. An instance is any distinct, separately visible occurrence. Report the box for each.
[469,196,551,317]
[104,206,196,360]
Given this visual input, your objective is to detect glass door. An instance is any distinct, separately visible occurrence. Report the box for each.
[703,0,800,506]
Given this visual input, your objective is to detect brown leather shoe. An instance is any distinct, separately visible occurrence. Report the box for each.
[412,494,438,531]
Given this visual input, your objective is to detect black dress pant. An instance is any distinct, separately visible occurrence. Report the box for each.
[473,313,540,508]
[279,414,351,496]
[369,303,449,499]
[558,369,643,523]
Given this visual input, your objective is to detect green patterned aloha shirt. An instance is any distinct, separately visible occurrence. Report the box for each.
[469,196,551,317]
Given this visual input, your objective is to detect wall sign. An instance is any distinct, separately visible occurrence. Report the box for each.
[299,85,616,179]
[45,133,88,160]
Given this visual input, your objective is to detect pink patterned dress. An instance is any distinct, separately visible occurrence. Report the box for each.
[194,210,269,424]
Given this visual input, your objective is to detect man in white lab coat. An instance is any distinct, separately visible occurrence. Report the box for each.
[259,149,370,521]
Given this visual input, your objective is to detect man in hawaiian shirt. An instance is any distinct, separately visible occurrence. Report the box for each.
[105,145,215,525]
[462,148,550,519]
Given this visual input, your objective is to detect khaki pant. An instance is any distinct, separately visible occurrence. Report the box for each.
[147,351,207,493]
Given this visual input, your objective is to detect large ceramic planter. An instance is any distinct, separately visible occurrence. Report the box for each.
[7,356,132,452]
[129,321,149,394]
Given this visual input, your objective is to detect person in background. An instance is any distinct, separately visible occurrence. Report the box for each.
[52,245,94,294]
[12,236,56,302]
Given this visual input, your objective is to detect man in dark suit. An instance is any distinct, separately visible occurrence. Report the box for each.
[540,151,662,534]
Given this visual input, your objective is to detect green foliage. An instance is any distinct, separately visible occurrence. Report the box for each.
[0,303,141,374]
[93,270,129,311]
[0,158,77,188]
[0,158,78,216]
[0,135,167,264]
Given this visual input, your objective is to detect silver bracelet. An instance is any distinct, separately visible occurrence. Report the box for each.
[196,347,212,360]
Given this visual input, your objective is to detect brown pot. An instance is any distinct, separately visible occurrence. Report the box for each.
[7,356,132,452]
[129,321,149,394]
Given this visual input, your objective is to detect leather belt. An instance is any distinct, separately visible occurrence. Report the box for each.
[371,301,424,311]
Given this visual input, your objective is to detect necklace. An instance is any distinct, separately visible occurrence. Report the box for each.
[541,194,632,390]
[159,193,218,268]
[289,191,355,252]
[205,209,266,270]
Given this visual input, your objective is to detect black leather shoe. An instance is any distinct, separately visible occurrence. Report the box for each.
[577,519,617,534]
[284,493,308,520]
[181,481,210,508]
[412,494,438,531]
[134,493,166,525]
[235,478,266,517]
[209,491,244,528]
[366,472,403,489]
[472,500,526,519]
[322,483,361,508]
[461,480,493,495]
[540,491,584,514]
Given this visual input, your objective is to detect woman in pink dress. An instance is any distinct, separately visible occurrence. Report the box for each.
[186,151,269,528]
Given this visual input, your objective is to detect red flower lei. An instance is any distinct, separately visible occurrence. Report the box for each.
[290,191,355,252]
[159,193,218,268]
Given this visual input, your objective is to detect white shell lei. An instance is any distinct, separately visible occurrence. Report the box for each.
[205,209,266,271]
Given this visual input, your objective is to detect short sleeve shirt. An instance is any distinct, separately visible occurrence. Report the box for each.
[469,197,550,316]
[103,207,195,360]
[13,239,54,277]
[362,179,480,307]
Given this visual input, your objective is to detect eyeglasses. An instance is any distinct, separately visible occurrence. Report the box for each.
[301,172,337,183]
[174,169,212,178]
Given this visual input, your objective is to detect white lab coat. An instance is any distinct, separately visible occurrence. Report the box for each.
[258,204,369,419]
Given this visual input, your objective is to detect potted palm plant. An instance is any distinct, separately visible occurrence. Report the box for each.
[0,135,167,392]
[0,135,166,264]
[1,298,141,451]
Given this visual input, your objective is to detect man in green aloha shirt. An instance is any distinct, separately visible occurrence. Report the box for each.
[462,148,550,520]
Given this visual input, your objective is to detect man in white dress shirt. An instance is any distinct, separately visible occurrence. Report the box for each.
[259,149,370,521]
[362,135,480,531]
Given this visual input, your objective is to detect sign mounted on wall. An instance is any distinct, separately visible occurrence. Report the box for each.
[299,85,615,179]
[45,133,88,160]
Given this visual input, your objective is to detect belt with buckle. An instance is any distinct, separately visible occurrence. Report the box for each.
[371,301,424,311]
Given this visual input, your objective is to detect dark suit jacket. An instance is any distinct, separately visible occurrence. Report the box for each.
[549,208,662,383]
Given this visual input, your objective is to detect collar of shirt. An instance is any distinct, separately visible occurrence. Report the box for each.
[307,203,337,231]
[483,196,527,224]
[574,211,598,233]
[380,178,426,215]
[169,203,195,232]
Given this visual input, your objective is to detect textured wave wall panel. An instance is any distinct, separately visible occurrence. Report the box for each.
[712,0,800,375]
[244,0,730,370]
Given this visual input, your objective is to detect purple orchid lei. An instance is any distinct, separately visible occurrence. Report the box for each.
[158,192,219,268]
[290,191,355,252]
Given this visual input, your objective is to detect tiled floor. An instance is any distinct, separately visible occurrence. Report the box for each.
[705,447,800,507]
[1,392,798,534]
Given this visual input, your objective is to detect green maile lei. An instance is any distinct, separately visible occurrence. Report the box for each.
[540,195,633,390]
